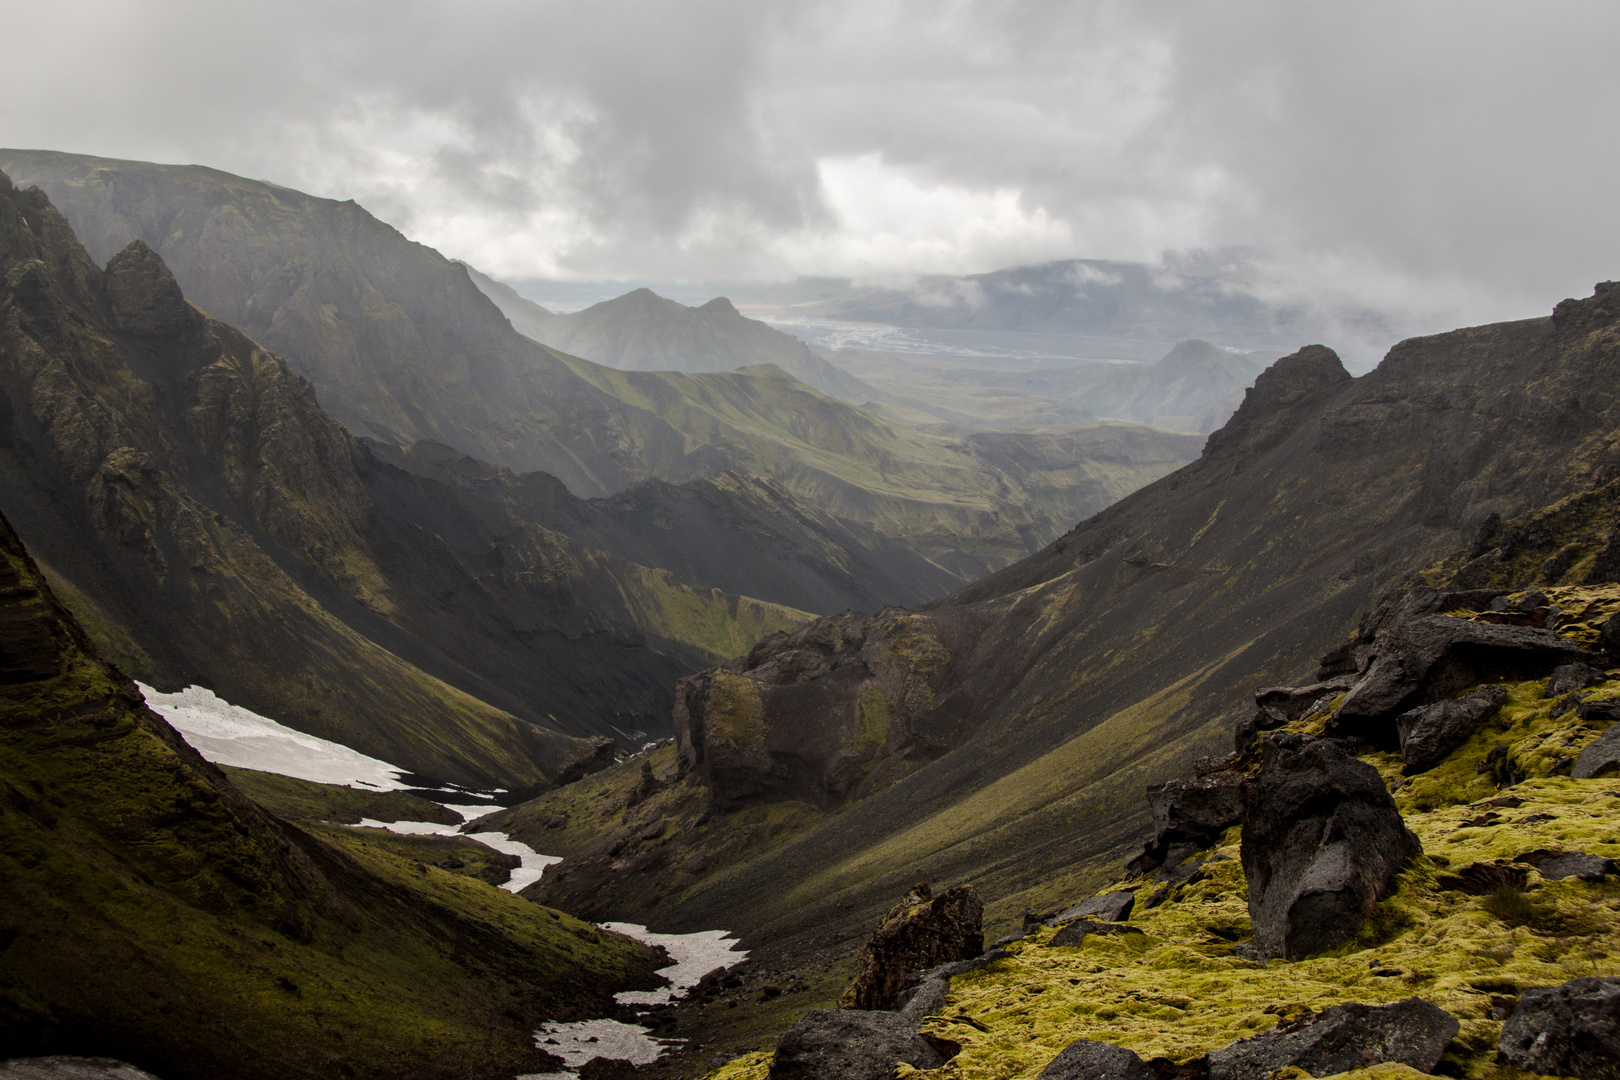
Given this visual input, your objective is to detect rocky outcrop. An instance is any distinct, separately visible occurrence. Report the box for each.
[1047,921,1143,950]
[1498,976,1620,1080]
[1207,998,1458,1080]
[765,1009,953,1080]
[1052,892,1136,924]
[1574,719,1620,779]
[1236,680,1353,752]
[0,1060,161,1080]
[839,883,984,1011]
[1130,771,1245,876]
[1037,1039,1157,1080]
[1241,734,1422,959]
[674,610,979,810]
[1396,685,1507,774]
[1332,606,1598,742]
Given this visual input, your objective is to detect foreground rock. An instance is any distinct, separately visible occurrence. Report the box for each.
[766,1009,953,1080]
[1396,685,1507,774]
[1208,998,1458,1080]
[1333,611,1597,742]
[1498,976,1620,1080]
[1241,734,1422,959]
[1574,720,1620,779]
[839,883,983,1010]
[0,1062,160,1080]
[1037,1039,1156,1080]
[1129,772,1244,874]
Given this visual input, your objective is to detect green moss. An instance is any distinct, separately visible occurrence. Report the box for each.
[709,670,769,749]
[219,765,460,825]
[706,672,1620,1080]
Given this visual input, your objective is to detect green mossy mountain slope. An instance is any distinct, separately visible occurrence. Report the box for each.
[0,150,1201,574]
[527,286,1620,990]
[0,510,663,1080]
[0,169,804,787]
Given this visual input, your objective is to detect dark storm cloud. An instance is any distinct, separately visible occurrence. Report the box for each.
[2,0,1615,320]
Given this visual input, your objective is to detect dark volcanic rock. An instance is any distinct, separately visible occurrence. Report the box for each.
[1047,921,1144,949]
[1549,662,1608,698]
[1499,976,1620,1080]
[674,609,980,810]
[1128,768,1244,876]
[1396,685,1507,774]
[766,1009,949,1080]
[839,883,984,1010]
[0,1061,161,1080]
[1053,892,1137,924]
[1574,720,1620,779]
[1529,852,1616,881]
[1333,613,1598,742]
[1038,1039,1157,1080]
[1236,680,1353,753]
[1207,998,1458,1080]
[1241,735,1422,960]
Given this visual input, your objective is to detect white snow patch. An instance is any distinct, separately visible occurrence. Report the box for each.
[355,818,561,892]
[528,1018,676,1069]
[604,923,748,1005]
[137,683,410,791]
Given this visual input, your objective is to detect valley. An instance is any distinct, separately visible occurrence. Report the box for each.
[2,146,1619,1080]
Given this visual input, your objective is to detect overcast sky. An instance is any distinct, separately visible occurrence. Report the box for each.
[3,0,1617,326]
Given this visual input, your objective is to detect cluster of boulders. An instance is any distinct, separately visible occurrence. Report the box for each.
[767,882,985,1080]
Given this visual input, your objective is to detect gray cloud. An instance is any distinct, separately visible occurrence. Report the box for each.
[2,0,1616,323]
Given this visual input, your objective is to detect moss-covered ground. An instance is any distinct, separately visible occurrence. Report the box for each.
[699,648,1620,1080]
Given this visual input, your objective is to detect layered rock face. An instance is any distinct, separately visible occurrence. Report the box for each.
[838,883,985,1011]
[674,609,981,810]
[1240,734,1422,959]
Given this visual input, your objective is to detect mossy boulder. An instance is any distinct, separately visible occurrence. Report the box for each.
[1206,998,1458,1080]
[1241,734,1421,960]
[839,883,984,1011]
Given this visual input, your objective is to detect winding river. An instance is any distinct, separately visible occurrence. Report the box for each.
[136,683,745,1077]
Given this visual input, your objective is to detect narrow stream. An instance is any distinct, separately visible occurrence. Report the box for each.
[137,684,744,1076]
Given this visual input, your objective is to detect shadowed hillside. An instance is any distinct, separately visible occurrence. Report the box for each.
[0,509,663,1080]
[0,169,810,788]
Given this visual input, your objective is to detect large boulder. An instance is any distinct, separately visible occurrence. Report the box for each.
[1127,768,1244,875]
[1236,680,1353,752]
[1241,735,1422,959]
[1574,712,1620,779]
[0,1062,161,1080]
[1333,613,1598,743]
[1037,1039,1156,1080]
[1396,685,1507,774]
[1207,998,1458,1080]
[673,610,972,810]
[766,1009,951,1080]
[839,883,984,1011]
[1498,976,1620,1080]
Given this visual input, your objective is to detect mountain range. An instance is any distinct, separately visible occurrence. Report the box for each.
[468,270,884,405]
[512,283,1620,974]
[0,150,1204,576]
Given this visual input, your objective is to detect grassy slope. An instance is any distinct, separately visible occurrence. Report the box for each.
[707,589,1620,1080]
[217,766,460,826]
[0,515,663,1080]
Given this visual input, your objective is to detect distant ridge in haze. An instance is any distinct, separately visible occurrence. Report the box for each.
[467,267,884,405]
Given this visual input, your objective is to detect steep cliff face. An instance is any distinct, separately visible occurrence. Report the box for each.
[0,509,661,1080]
[654,288,1620,947]
[0,170,806,788]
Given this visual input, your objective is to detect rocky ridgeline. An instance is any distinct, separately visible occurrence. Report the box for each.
[708,582,1620,1080]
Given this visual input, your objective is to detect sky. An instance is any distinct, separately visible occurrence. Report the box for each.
[2,0,1617,329]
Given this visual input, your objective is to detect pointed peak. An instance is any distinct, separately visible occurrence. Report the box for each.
[105,239,200,338]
